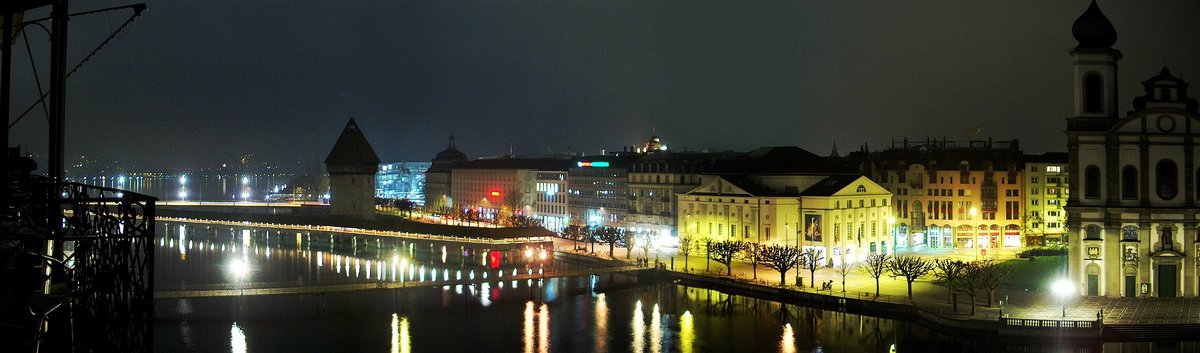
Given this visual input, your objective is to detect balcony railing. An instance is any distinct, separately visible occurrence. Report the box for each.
[1,175,155,353]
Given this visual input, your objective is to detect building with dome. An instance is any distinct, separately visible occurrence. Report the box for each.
[325,118,381,219]
[1065,1,1200,298]
[423,135,469,213]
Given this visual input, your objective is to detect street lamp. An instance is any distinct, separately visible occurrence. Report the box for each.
[969,208,979,255]
[1052,278,1074,318]
[888,216,896,255]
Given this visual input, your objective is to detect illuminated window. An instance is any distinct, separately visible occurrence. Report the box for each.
[1122,226,1138,241]
[1046,166,1062,173]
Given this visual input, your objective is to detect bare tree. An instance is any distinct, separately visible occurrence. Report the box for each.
[740,244,762,280]
[396,199,416,218]
[624,230,634,259]
[565,225,585,249]
[637,231,658,262]
[933,258,967,310]
[887,256,934,300]
[704,240,711,272]
[759,244,801,286]
[959,261,988,316]
[706,240,746,276]
[800,248,825,288]
[979,260,1015,307]
[678,234,695,271]
[586,225,597,254]
[506,214,541,228]
[833,261,856,293]
[593,226,622,258]
[859,253,890,298]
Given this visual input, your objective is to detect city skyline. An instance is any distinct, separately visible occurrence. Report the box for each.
[7,0,1200,171]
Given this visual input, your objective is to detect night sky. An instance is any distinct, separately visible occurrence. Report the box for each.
[8,0,1200,172]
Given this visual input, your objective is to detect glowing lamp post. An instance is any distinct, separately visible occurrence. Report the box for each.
[888,216,896,254]
[1052,278,1074,318]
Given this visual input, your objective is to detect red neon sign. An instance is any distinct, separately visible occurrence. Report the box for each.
[489,191,501,197]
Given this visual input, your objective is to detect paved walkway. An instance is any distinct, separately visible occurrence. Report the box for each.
[549,237,1200,325]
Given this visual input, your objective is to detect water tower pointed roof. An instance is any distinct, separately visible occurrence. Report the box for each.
[324,118,381,166]
[1072,0,1117,49]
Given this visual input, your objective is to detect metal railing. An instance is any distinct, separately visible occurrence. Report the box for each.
[1,175,155,353]
[1001,317,1100,329]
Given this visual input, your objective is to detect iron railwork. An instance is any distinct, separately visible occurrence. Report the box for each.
[1,175,155,352]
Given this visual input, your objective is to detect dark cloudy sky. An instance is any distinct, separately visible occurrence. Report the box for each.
[8,0,1200,171]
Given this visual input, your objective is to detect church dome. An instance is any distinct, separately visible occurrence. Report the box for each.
[433,135,467,163]
[1072,1,1117,49]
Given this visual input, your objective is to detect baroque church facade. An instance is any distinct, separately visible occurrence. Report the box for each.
[1066,1,1200,297]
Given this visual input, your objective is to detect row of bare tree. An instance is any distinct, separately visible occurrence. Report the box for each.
[675,235,1015,315]
[827,254,1015,315]
[678,236,825,287]
[562,225,661,260]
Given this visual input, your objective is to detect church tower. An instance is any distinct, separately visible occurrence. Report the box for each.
[325,118,381,219]
[1069,0,1121,121]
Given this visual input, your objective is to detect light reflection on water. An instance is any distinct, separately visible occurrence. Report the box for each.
[679,311,694,353]
[781,323,795,353]
[156,220,565,292]
[230,322,247,353]
[595,293,608,353]
[390,313,410,353]
[156,222,1145,353]
[538,303,549,353]
[523,301,534,353]
[632,300,644,353]
[650,303,662,353]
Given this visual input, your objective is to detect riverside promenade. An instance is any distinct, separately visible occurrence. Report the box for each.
[555,238,1200,340]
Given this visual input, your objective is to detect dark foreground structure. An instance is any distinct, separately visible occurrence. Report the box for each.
[3,2,153,352]
[1,175,156,352]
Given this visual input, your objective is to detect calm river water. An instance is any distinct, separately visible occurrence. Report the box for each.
[152,221,1191,352]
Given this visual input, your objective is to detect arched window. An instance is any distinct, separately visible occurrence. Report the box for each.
[1085,165,1101,199]
[1156,160,1178,200]
[1084,73,1102,113]
[1121,226,1138,241]
[1085,225,1101,240]
[1121,166,1138,199]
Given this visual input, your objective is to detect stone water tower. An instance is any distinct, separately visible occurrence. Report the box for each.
[325,118,381,219]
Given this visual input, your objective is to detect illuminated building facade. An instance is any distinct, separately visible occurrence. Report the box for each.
[1065,2,1200,298]
[568,155,637,228]
[676,147,893,265]
[865,139,1026,251]
[627,150,736,237]
[448,158,573,228]
[677,173,892,265]
[534,171,569,231]
[1024,153,1069,246]
[376,161,431,204]
[424,135,468,213]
